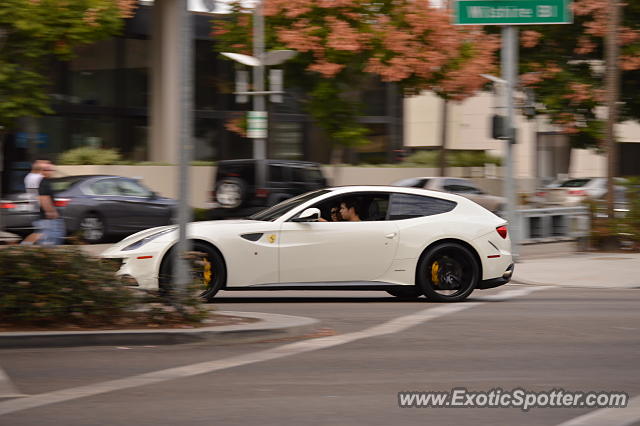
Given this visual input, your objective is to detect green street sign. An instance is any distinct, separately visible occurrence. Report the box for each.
[454,0,572,25]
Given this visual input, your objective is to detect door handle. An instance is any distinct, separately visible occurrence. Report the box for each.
[385,233,396,239]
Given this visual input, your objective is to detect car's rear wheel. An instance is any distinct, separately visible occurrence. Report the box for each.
[158,241,226,302]
[386,287,422,299]
[79,213,106,243]
[417,242,479,302]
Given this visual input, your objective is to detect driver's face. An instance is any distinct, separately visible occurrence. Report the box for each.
[339,203,352,221]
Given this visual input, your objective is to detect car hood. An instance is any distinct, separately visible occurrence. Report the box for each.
[103,219,268,255]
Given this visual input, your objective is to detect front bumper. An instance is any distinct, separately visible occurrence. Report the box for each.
[477,263,514,289]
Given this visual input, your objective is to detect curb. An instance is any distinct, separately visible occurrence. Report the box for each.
[0,311,320,349]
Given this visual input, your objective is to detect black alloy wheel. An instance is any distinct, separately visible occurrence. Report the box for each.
[159,241,226,302]
[417,242,480,302]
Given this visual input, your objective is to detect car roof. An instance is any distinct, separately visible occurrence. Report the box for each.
[50,175,129,181]
[324,185,468,203]
[217,159,321,167]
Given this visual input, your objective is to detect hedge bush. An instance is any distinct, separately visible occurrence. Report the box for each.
[0,246,209,328]
[403,150,502,167]
[58,147,122,165]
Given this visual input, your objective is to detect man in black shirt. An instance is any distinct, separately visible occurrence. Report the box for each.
[37,164,64,245]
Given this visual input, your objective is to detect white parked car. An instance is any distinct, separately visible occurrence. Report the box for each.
[102,186,514,302]
[531,177,626,207]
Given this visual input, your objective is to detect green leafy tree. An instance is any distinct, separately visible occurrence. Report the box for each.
[0,0,137,128]
[517,0,640,149]
[213,0,498,161]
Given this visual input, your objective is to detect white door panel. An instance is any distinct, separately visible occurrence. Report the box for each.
[279,221,399,282]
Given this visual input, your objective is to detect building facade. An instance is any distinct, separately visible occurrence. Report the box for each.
[1,5,403,194]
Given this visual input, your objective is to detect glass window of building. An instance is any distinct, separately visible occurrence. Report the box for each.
[69,39,118,106]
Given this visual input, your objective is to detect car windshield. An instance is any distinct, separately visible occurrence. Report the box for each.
[248,190,331,221]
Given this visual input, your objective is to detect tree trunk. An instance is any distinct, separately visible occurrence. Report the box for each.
[329,145,344,186]
[439,97,448,177]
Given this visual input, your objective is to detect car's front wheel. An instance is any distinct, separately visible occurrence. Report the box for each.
[158,241,226,302]
[417,242,479,302]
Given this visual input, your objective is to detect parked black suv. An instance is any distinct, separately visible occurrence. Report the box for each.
[209,159,328,218]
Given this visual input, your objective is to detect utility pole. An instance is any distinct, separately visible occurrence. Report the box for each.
[605,0,620,219]
[252,0,266,161]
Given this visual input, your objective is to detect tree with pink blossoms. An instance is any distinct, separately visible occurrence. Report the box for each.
[213,0,498,158]
[517,0,640,149]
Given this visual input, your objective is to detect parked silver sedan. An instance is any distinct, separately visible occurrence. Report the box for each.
[392,177,505,216]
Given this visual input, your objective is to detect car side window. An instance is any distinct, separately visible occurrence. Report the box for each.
[308,193,390,222]
[443,179,480,194]
[90,179,120,196]
[291,167,305,182]
[268,165,284,182]
[388,193,456,220]
[118,180,152,197]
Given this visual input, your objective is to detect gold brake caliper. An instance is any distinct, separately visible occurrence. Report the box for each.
[202,258,212,288]
[431,261,440,286]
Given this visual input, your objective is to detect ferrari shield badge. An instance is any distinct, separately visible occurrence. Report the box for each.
[267,234,277,244]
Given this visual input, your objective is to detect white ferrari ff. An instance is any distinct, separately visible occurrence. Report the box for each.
[102,186,514,302]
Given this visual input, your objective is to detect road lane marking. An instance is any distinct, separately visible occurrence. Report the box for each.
[0,286,545,416]
[557,395,640,426]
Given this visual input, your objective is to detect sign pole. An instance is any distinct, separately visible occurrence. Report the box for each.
[502,25,519,259]
[173,0,193,299]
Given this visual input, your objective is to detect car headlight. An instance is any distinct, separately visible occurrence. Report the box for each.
[122,228,176,251]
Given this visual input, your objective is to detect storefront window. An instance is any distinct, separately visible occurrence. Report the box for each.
[271,122,304,160]
[124,38,149,108]
[69,39,118,106]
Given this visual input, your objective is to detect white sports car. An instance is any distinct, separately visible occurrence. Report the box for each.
[102,186,514,302]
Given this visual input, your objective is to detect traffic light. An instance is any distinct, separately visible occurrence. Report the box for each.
[491,114,506,139]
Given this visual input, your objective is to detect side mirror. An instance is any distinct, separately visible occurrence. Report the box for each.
[291,207,320,222]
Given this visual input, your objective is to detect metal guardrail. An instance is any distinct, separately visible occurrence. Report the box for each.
[515,206,590,244]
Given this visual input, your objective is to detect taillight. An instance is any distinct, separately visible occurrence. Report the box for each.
[569,189,586,196]
[535,191,546,197]
[255,188,270,198]
[0,202,16,209]
[54,198,70,207]
[496,225,508,239]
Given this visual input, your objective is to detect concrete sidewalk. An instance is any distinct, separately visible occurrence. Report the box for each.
[514,250,640,289]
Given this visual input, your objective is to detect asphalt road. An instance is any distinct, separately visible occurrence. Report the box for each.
[1,285,639,426]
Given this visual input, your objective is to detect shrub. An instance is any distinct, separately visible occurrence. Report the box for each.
[404,150,439,166]
[402,150,502,168]
[58,147,122,165]
[0,247,209,328]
